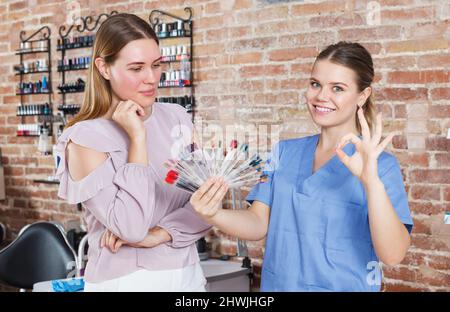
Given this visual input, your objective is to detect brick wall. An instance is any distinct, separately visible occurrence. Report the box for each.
[0,0,448,291]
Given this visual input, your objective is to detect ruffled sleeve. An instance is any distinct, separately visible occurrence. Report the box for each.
[55,121,158,243]
[55,121,122,203]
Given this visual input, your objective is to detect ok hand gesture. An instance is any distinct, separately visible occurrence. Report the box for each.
[335,108,397,186]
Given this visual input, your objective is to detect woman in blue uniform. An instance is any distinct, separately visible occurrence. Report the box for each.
[190,42,413,291]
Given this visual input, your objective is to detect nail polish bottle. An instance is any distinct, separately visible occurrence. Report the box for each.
[171,22,176,37]
[42,76,48,93]
[177,20,185,37]
[171,46,176,62]
[39,40,46,51]
[44,103,50,115]
[160,23,168,38]
[167,23,173,37]
[159,72,164,87]
[176,45,182,61]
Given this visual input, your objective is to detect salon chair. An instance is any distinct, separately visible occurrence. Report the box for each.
[0,221,77,291]
[0,222,5,245]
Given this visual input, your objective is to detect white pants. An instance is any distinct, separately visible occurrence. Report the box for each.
[84,262,206,292]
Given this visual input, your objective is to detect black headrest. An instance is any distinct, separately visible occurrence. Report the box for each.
[0,222,76,289]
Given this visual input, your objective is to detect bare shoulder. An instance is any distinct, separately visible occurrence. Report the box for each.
[66,141,108,181]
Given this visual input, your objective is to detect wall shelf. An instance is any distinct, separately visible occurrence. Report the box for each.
[57,11,118,123]
[149,7,196,122]
[15,26,53,137]
[15,49,50,55]
[15,70,50,76]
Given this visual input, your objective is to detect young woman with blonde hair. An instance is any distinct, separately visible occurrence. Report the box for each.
[56,13,209,292]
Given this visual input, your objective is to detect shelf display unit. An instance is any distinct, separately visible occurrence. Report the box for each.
[15,26,53,137]
[149,7,195,121]
[56,11,118,123]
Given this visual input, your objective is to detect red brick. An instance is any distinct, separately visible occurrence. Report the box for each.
[387,71,450,84]
[231,37,277,51]
[268,47,317,62]
[229,26,251,38]
[393,105,406,118]
[338,26,401,41]
[430,88,450,101]
[383,266,417,282]
[13,199,26,208]
[409,202,447,215]
[402,251,450,271]
[239,65,286,78]
[435,153,450,168]
[386,39,449,53]
[373,56,416,70]
[309,14,364,28]
[418,54,450,69]
[195,16,225,29]
[233,0,253,10]
[392,135,408,149]
[411,217,432,235]
[396,152,429,167]
[3,166,24,176]
[230,52,262,65]
[429,105,449,118]
[205,2,220,14]
[376,88,428,101]
[410,169,450,184]
[425,137,450,152]
[411,185,441,201]
[444,187,450,202]
[292,1,343,16]
[405,21,450,40]
[384,283,429,292]
[381,7,434,22]
[412,236,450,253]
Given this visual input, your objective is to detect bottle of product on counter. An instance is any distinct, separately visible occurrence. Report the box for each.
[38,124,52,155]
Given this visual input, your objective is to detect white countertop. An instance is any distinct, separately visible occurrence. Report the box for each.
[33,258,251,292]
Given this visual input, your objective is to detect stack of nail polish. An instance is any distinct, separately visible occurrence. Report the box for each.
[164,140,268,193]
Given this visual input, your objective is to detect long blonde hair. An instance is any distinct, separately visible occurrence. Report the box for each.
[65,13,159,128]
[315,41,376,133]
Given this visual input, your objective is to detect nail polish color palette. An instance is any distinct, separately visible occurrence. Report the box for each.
[164,140,267,193]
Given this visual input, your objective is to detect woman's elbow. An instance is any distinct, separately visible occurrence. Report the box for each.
[248,227,268,241]
[382,255,405,266]
[381,241,410,266]
[110,221,149,243]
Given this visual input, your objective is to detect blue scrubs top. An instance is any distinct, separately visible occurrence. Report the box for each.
[247,134,413,291]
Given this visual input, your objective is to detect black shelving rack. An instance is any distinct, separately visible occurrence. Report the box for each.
[57,11,118,121]
[15,26,53,137]
[149,7,195,121]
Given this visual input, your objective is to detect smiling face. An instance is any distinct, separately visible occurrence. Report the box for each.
[306,59,370,131]
[105,38,162,109]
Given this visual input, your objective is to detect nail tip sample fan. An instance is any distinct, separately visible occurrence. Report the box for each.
[164,140,268,193]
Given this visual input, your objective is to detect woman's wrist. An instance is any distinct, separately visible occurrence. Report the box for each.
[129,131,147,143]
[362,175,384,192]
[128,134,148,164]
